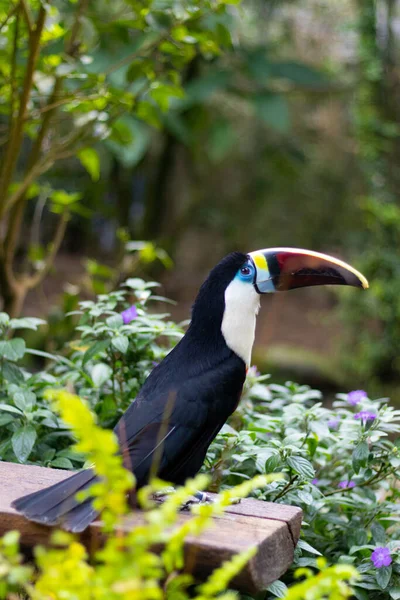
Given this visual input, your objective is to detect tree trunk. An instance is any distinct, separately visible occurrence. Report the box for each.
[0,275,25,317]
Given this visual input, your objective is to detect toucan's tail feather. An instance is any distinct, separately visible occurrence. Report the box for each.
[11,469,100,532]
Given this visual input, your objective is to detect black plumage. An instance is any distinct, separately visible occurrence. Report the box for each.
[12,252,248,532]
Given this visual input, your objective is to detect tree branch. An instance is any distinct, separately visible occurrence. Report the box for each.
[2,73,63,269]
[9,6,19,121]
[20,0,33,35]
[2,158,53,216]
[0,3,46,216]
[66,0,90,55]
[25,212,69,289]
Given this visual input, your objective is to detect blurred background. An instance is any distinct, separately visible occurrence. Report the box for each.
[1,0,400,399]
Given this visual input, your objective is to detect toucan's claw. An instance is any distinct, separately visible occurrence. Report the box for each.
[194,491,212,503]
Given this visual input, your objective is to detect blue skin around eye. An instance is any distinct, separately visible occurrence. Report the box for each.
[236,263,255,282]
[236,262,276,292]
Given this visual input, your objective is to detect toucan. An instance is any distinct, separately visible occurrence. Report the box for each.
[12,248,368,532]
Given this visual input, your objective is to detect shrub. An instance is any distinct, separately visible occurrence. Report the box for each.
[0,389,360,600]
[0,278,182,467]
[206,372,400,599]
[0,284,398,598]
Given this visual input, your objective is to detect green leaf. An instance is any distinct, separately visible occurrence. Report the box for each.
[297,539,322,556]
[0,413,14,426]
[267,580,288,598]
[253,93,290,133]
[353,588,370,600]
[50,190,82,205]
[0,312,10,327]
[82,340,110,365]
[106,314,123,329]
[149,82,185,112]
[0,338,26,361]
[9,317,46,330]
[85,259,114,278]
[265,454,281,473]
[270,61,328,87]
[12,425,37,462]
[183,70,231,107]
[371,522,387,545]
[286,455,315,478]
[306,435,318,457]
[389,587,400,599]
[51,457,74,469]
[77,148,100,182]
[297,489,313,505]
[136,101,161,128]
[3,362,24,384]
[91,363,112,387]
[107,115,152,166]
[353,440,369,473]
[112,335,129,354]
[0,403,23,416]
[376,565,392,589]
[13,390,36,412]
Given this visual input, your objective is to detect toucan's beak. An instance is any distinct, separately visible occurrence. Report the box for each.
[248,247,369,294]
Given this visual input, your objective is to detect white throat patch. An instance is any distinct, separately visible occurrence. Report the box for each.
[221,278,260,366]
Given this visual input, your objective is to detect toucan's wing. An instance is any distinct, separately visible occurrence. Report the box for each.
[115,352,245,486]
[120,417,221,486]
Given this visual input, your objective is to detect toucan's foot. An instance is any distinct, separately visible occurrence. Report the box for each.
[181,491,213,511]
[194,491,212,503]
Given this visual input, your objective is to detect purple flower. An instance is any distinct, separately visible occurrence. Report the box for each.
[121,305,138,324]
[338,480,356,489]
[354,410,376,422]
[311,478,319,486]
[371,547,392,568]
[347,390,367,406]
[247,365,260,377]
[328,418,340,430]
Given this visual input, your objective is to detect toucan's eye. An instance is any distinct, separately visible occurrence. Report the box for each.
[238,263,254,280]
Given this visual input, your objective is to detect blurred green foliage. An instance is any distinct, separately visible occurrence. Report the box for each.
[0,0,330,318]
[2,0,400,387]
[0,0,249,315]
[338,0,400,386]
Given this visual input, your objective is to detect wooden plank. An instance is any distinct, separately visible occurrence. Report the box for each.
[0,461,302,594]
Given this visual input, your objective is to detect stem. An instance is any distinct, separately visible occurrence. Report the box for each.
[273,474,298,501]
[324,463,388,496]
[111,353,117,405]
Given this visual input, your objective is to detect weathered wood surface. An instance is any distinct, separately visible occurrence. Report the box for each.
[0,461,302,594]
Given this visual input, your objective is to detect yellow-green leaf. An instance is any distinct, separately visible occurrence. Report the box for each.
[77,148,100,182]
